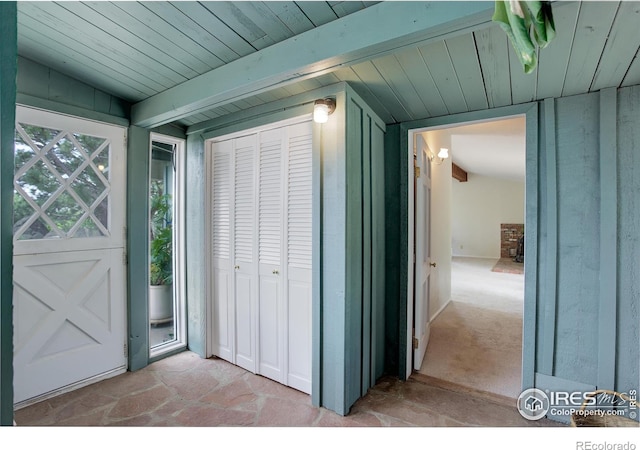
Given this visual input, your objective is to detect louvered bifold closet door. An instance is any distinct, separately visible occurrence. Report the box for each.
[233,134,258,372]
[211,141,233,362]
[257,128,285,383]
[285,121,313,394]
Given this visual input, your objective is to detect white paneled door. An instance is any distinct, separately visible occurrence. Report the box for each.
[13,106,127,405]
[413,135,432,370]
[210,118,312,394]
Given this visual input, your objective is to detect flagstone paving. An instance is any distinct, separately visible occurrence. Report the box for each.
[14,350,561,427]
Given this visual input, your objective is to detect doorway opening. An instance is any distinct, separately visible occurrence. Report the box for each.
[148,134,187,358]
[407,115,527,400]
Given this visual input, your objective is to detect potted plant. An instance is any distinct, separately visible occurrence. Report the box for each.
[149,180,173,324]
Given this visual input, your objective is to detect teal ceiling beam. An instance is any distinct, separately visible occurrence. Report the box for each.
[131,1,494,128]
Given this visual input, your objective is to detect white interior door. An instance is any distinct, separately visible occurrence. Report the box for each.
[233,135,258,372]
[285,122,313,394]
[413,134,432,370]
[257,128,285,383]
[211,141,233,362]
[13,106,127,404]
[209,117,312,394]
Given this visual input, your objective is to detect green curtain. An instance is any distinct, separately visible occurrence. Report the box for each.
[493,1,556,74]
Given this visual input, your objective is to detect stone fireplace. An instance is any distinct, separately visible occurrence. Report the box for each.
[500,223,524,259]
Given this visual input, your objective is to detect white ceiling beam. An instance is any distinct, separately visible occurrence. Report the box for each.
[131,1,495,128]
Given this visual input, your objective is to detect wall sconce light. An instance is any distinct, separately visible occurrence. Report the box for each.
[313,98,336,123]
[429,147,449,165]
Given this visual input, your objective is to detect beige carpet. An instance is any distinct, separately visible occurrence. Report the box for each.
[492,258,524,274]
[418,257,524,399]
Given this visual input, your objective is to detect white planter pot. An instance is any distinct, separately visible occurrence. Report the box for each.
[149,284,173,324]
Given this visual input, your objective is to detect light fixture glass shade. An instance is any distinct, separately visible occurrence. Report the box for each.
[437,148,449,159]
[313,103,330,123]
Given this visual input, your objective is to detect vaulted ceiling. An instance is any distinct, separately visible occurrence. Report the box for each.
[15,1,640,129]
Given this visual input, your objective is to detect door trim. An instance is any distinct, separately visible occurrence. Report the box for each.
[402,102,539,392]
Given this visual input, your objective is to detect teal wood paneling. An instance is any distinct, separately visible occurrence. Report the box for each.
[320,91,347,414]
[615,85,640,400]
[16,57,130,125]
[0,1,17,426]
[474,26,511,108]
[361,114,372,395]
[172,2,255,58]
[621,54,640,88]
[18,2,180,91]
[345,97,364,408]
[445,34,489,112]
[295,1,338,27]
[332,67,395,124]
[419,41,468,114]
[371,54,426,120]
[89,2,221,74]
[554,92,600,385]
[263,2,315,35]
[17,17,156,100]
[562,2,618,97]
[342,85,387,411]
[536,2,579,100]
[522,102,539,390]
[591,2,640,92]
[371,122,386,381]
[508,44,538,105]
[541,98,557,376]
[349,61,412,123]
[185,134,207,358]
[392,47,444,118]
[383,124,402,378]
[51,1,195,83]
[126,126,150,371]
[598,88,617,391]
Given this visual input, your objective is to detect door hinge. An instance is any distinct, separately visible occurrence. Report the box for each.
[413,337,419,350]
[122,250,128,266]
[415,166,420,178]
[123,342,128,358]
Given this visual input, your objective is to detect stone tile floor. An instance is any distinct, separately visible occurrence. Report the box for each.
[14,350,561,427]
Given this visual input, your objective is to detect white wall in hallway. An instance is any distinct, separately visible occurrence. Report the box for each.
[451,174,525,259]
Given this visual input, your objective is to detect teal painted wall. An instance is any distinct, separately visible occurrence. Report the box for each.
[126,126,150,371]
[16,56,130,123]
[185,133,207,357]
[533,87,639,422]
[343,87,386,409]
[0,1,17,426]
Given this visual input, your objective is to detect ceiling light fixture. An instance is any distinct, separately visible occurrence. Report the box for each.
[313,98,336,124]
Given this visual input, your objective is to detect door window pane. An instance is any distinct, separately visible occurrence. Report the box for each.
[14,123,111,240]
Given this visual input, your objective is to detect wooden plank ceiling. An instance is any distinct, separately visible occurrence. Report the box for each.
[16,1,640,128]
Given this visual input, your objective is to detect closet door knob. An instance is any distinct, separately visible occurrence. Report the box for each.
[234,265,240,270]
[429,262,436,267]
[273,269,279,275]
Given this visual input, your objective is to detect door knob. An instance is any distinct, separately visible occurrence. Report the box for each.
[273,269,279,275]
[234,265,240,270]
[430,262,436,267]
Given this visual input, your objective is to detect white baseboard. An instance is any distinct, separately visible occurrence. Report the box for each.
[430,297,451,323]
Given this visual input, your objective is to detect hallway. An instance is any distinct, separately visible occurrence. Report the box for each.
[418,257,524,399]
